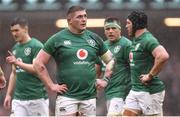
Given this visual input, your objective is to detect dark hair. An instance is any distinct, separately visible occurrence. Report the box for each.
[128,10,147,37]
[10,17,28,27]
[67,5,86,16]
[104,17,121,26]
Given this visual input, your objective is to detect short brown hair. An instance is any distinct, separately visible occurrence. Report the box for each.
[10,17,28,28]
[104,17,121,26]
[67,5,86,17]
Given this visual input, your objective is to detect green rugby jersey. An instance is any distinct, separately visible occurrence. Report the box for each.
[43,28,108,100]
[12,38,48,100]
[129,32,165,94]
[104,36,132,100]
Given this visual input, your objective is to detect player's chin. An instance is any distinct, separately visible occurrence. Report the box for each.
[80,27,86,31]
[109,38,116,42]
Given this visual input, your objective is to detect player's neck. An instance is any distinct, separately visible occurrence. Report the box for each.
[135,28,147,38]
[68,27,85,35]
[19,35,31,44]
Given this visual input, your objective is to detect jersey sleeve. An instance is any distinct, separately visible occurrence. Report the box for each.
[43,34,57,56]
[145,36,160,53]
[99,39,108,56]
[90,33,108,56]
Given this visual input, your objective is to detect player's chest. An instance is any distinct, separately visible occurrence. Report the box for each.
[13,46,33,61]
[55,39,99,55]
[130,42,148,60]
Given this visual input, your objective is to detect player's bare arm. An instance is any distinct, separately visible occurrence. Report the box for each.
[4,65,16,110]
[96,50,115,89]
[140,45,169,85]
[6,50,37,74]
[101,50,115,78]
[0,67,6,89]
[33,49,68,93]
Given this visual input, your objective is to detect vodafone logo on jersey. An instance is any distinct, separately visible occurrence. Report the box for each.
[76,49,88,60]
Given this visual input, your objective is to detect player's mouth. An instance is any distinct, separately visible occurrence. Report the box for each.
[108,35,114,38]
[81,23,86,27]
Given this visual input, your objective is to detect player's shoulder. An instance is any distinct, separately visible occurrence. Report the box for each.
[143,31,158,41]
[121,36,132,46]
[50,28,69,40]
[85,30,104,43]
[143,32,159,47]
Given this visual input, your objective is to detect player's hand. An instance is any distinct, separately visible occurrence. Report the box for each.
[6,51,18,65]
[0,76,6,89]
[96,79,108,90]
[4,95,12,110]
[139,74,152,85]
[50,84,68,94]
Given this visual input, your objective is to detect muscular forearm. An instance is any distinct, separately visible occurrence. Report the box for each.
[33,60,54,89]
[149,45,169,76]
[149,57,168,76]
[6,71,16,97]
[95,64,103,79]
[149,48,169,77]
[140,45,169,84]
[104,59,115,77]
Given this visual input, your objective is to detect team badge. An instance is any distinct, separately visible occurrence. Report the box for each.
[87,39,96,47]
[114,45,121,53]
[76,49,88,60]
[24,47,31,56]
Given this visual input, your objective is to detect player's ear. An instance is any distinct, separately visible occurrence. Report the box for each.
[67,18,71,24]
[25,26,28,32]
[67,14,72,25]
